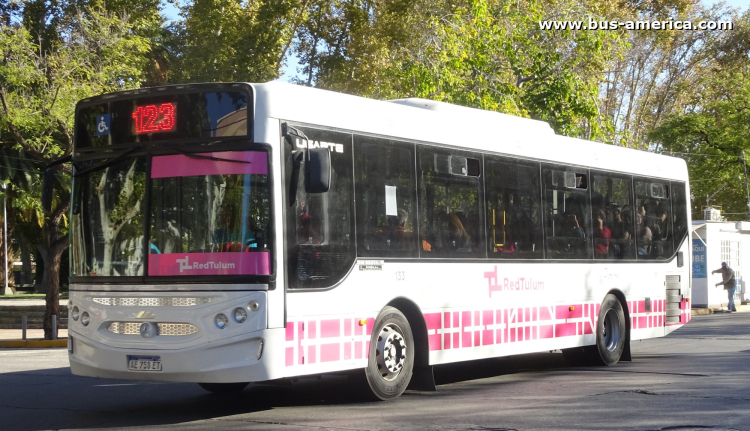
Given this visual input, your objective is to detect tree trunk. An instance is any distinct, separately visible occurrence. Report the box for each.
[18,232,32,285]
[42,242,65,339]
[42,196,70,340]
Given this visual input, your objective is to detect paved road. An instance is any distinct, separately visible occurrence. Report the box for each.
[2,312,749,431]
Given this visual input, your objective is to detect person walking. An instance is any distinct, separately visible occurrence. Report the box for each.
[712,262,737,312]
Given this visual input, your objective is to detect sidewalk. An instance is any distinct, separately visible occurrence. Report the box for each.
[692,303,750,315]
[0,328,68,348]
[0,299,69,306]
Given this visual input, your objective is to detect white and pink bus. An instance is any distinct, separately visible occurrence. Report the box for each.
[60,82,691,399]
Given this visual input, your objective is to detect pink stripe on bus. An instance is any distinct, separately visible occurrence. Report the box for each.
[320,344,339,362]
[148,252,270,276]
[151,151,268,178]
[320,319,339,338]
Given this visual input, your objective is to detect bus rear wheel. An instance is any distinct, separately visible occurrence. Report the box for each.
[198,382,249,394]
[363,306,415,400]
[562,294,627,366]
[596,294,626,366]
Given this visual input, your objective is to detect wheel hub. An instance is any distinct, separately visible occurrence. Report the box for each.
[602,308,621,352]
[375,324,407,381]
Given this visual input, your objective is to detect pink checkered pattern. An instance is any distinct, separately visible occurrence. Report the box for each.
[424,303,601,351]
[285,299,676,367]
[628,299,667,329]
[284,316,374,367]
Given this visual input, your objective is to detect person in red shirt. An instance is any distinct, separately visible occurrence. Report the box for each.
[594,209,611,256]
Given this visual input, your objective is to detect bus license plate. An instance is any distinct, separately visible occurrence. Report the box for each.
[127,356,162,372]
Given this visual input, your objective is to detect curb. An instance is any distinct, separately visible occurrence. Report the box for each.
[691,308,714,316]
[0,338,68,348]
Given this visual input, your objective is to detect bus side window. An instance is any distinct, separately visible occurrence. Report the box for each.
[671,182,688,249]
[634,179,673,260]
[590,172,636,260]
[284,125,355,289]
[484,156,542,258]
[354,137,418,258]
[543,164,591,259]
[417,146,485,258]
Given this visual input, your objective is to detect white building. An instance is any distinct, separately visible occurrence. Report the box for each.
[691,220,750,308]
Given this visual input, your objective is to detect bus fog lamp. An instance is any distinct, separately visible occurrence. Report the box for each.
[71,306,80,321]
[248,301,259,312]
[215,313,229,329]
[234,308,247,323]
[81,312,90,326]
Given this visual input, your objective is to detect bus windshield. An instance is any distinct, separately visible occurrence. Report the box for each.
[71,151,271,278]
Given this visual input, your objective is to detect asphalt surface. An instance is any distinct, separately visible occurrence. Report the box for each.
[1,312,749,431]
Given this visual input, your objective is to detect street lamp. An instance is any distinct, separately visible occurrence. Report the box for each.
[742,151,750,220]
[2,182,7,295]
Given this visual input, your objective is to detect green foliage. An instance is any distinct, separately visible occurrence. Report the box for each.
[650,69,750,220]
[295,0,626,140]
[170,0,303,83]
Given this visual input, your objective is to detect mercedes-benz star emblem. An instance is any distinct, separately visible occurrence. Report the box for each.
[140,323,152,339]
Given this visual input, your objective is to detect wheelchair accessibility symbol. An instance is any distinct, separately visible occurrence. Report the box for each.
[96,114,110,136]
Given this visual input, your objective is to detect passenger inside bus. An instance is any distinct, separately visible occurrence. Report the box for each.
[593,209,611,255]
[441,212,473,252]
[386,208,412,248]
[563,212,585,238]
[298,200,322,244]
[504,193,535,253]
[635,213,652,256]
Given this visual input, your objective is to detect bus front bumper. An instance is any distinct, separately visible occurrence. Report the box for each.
[68,328,277,383]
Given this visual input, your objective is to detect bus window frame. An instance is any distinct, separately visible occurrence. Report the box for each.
[541,163,593,260]
[588,170,637,261]
[416,144,487,259]
[282,123,356,291]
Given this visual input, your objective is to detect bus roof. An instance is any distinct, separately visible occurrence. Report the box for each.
[253,81,688,182]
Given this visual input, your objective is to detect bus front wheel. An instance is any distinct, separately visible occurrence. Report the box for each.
[363,306,415,400]
[198,382,249,394]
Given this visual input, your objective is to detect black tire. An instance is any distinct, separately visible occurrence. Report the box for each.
[198,382,249,394]
[595,293,627,366]
[563,294,627,366]
[363,306,415,400]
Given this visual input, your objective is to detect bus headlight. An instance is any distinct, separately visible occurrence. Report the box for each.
[81,312,90,326]
[215,313,229,329]
[234,308,247,323]
[71,306,80,321]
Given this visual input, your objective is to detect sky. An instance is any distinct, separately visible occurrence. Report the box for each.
[158,0,748,83]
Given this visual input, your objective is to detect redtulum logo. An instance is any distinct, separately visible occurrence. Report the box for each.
[176,256,236,273]
[484,266,545,297]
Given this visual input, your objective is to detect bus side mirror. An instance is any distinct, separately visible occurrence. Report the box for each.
[305,148,331,193]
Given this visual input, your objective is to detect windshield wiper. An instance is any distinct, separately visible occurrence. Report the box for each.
[169,147,253,165]
[74,147,140,177]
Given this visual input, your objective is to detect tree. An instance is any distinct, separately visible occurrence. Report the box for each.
[650,68,750,220]
[0,148,41,291]
[602,2,736,149]
[170,0,307,83]
[0,6,149,338]
[295,0,627,140]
